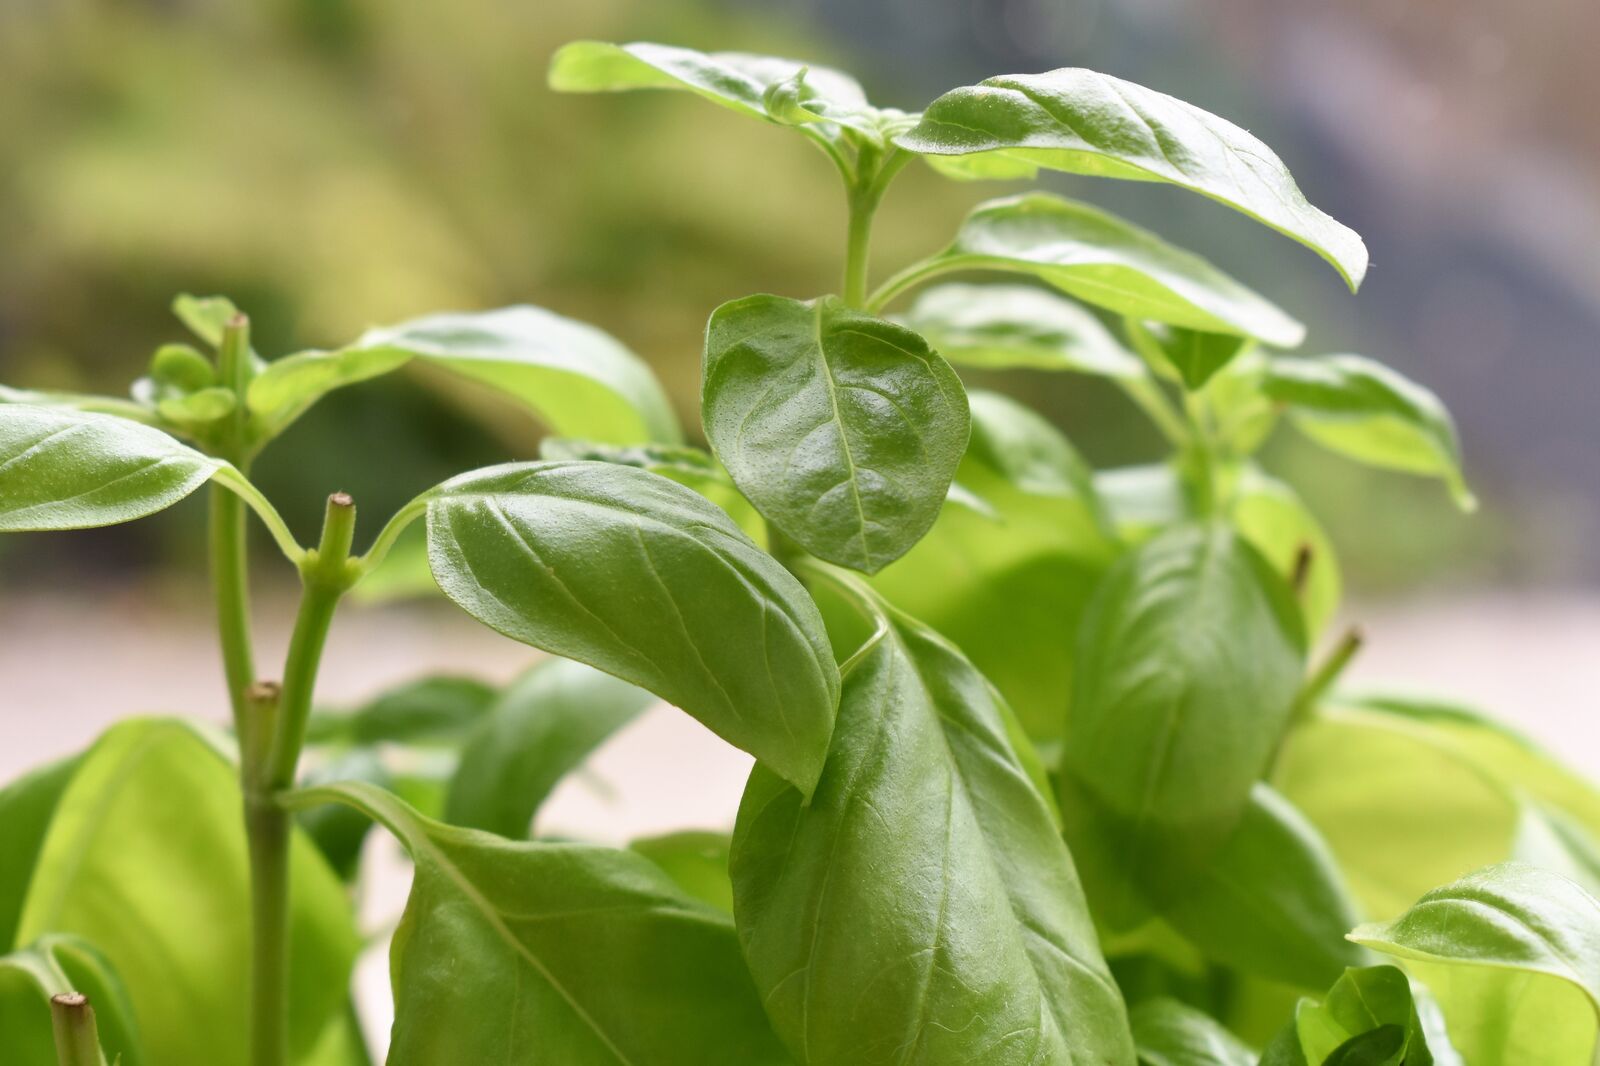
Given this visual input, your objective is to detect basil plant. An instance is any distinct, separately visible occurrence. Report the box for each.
[2,37,1596,1066]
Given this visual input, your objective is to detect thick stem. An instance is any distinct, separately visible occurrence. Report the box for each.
[244,797,291,1066]
[50,994,104,1066]
[842,189,876,309]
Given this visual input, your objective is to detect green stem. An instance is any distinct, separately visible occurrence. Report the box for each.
[841,149,912,309]
[210,482,256,735]
[1117,377,1189,447]
[1292,626,1364,725]
[50,994,105,1066]
[243,795,290,1066]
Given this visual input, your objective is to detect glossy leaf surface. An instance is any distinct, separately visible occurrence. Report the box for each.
[1263,355,1473,509]
[898,70,1368,287]
[731,589,1134,1065]
[0,935,142,1066]
[0,405,224,531]
[249,305,681,444]
[289,781,792,1065]
[445,657,657,837]
[1129,997,1254,1066]
[703,294,969,574]
[425,459,839,794]
[921,195,1303,346]
[895,283,1144,376]
[1351,863,1600,1064]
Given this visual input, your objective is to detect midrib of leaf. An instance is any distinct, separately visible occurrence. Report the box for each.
[810,306,872,569]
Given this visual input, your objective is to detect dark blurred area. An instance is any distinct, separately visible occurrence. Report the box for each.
[1,0,1595,592]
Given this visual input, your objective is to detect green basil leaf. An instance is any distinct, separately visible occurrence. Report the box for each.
[425,460,839,795]
[1162,784,1368,991]
[0,934,142,1066]
[287,780,792,1065]
[172,293,242,347]
[1127,321,1251,390]
[1302,965,1446,1066]
[444,657,656,837]
[307,675,496,746]
[15,719,359,1066]
[1515,804,1600,899]
[731,588,1134,1065]
[1231,468,1341,640]
[895,283,1145,376]
[1060,522,1305,918]
[1263,355,1473,510]
[1096,463,1192,542]
[0,405,226,531]
[249,305,681,444]
[629,831,734,913]
[898,71,1368,288]
[702,294,969,574]
[920,194,1303,346]
[0,385,159,426]
[1350,863,1600,1064]
[1129,997,1254,1066]
[0,757,81,950]
[865,390,1116,746]
[153,385,236,427]
[296,748,393,882]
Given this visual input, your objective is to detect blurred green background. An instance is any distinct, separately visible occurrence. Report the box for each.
[3,0,1596,594]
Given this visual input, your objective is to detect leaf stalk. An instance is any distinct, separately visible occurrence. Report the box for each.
[50,993,106,1066]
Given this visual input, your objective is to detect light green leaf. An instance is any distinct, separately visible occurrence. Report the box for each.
[307,675,497,747]
[424,459,839,794]
[1161,784,1368,991]
[1351,863,1600,1065]
[894,283,1145,376]
[0,757,81,950]
[444,657,656,837]
[1129,997,1254,1066]
[172,293,242,347]
[865,389,1116,745]
[248,305,681,444]
[16,719,359,1066]
[0,405,224,531]
[0,386,159,426]
[1263,355,1473,510]
[898,70,1368,287]
[1060,522,1305,921]
[1127,321,1251,390]
[1231,468,1341,640]
[1096,463,1191,543]
[911,194,1303,346]
[0,934,141,1066]
[731,581,1134,1065]
[286,780,792,1065]
[154,385,236,427]
[1260,965,1445,1066]
[630,831,734,914]
[702,294,970,574]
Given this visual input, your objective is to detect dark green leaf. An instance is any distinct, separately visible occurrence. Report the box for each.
[895,283,1145,376]
[286,781,792,1065]
[444,657,656,837]
[1263,355,1473,510]
[425,460,839,794]
[702,294,969,574]
[731,582,1134,1064]
[307,675,497,746]
[0,934,142,1066]
[1127,321,1251,390]
[0,756,81,950]
[630,831,734,913]
[1351,863,1600,1064]
[249,305,681,444]
[898,71,1368,287]
[1129,997,1254,1066]
[296,748,395,881]
[1294,965,1437,1066]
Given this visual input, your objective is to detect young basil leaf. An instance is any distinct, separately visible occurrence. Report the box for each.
[444,657,657,838]
[1263,355,1474,510]
[702,294,970,574]
[1127,321,1252,390]
[731,588,1134,1065]
[893,283,1145,376]
[0,405,226,531]
[424,460,839,795]
[172,293,243,347]
[898,71,1368,288]
[1129,997,1255,1066]
[864,390,1116,746]
[1260,964,1445,1066]
[306,675,497,746]
[287,780,792,1066]
[1350,863,1600,1064]
[248,305,681,444]
[1231,468,1341,640]
[15,719,358,1066]
[0,934,142,1066]
[629,831,734,913]
[1160,784,1369,991]
[916,194,1304,347]
[1061,522,1306,913]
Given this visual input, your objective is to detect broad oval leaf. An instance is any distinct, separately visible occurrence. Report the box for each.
[0,934,143,1066]
[15,719,358,1066]
[0,405,224,531]
[702,294,970,574]
[286,780,792,1066]
[922,194,1304,347]
[1129,997,1254,1066]
[898,70,1368,288]
[1263,355,1473,510]
[444,657,658,837]
[424,459,839,794]
[731,587,1134,1065]
[248,305,681,444]
[895,283,1145,376]
[1060,522,1305,913]
[1350,863,1600,1065]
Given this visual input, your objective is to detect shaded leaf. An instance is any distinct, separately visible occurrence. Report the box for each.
[0,756,81,950]
[1129,997,1254,1066]
[895,283,1144,376]
[1128,321,1251,390]
[630,831,734,913]
[307,676,496,747]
